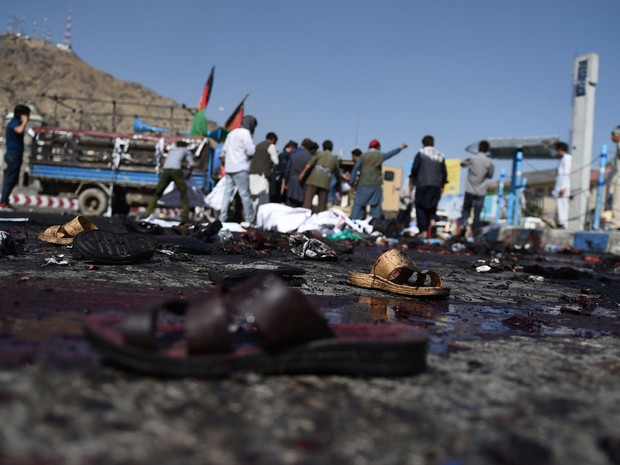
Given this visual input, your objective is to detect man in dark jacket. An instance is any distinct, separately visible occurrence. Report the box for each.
[284,139,315,208]
[409,135,448,238]
[270,140,297,203]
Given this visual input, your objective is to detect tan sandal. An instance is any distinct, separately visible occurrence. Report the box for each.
[347,249,450,298]
[36,215,98,245]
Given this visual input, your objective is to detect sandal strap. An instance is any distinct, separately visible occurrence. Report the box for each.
[227,274,334,348]
[371,249,417,283]
[122,310,158,349]
[186,292,233,354]
[414,269,443,288]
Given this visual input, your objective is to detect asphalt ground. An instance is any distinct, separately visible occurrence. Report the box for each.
[0,211,619,465]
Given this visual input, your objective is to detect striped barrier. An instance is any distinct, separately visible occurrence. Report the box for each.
[9,194,79,210]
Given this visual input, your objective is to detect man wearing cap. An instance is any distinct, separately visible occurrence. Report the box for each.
[609,126,620,229]
[350,139,407,220]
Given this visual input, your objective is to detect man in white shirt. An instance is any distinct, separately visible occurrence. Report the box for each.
[220,115,257,225]
[609,126,620,229]
[552,141,571,229]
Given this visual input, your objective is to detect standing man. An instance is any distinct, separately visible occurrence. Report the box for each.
[1,104,30,210]
[284,139,314,208]
[350,139,407,220]
[250,132,278,210]
[144,140,195,221]
[409,135,448,239]
[460,140,495,237]
[609,126,620,229]
[219,115,257,225]
[298,139,348,213]
[552,141,571,229]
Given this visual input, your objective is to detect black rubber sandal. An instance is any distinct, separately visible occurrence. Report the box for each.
[83,274,428,377]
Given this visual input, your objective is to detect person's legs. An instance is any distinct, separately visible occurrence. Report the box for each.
[303,184,318,210]
[316,188,328,212]
[369,202,382,220]
[415,205,429,234]
[351,198,365,220]
[556,196,569,228]
[170,170,190,220]
[1,153,23,204]
[219,174,237,222]
[460,192,473,234]
[612,175,620,228]
[232,171,254,223]
[471,194,485,235]
[145,169,173,216]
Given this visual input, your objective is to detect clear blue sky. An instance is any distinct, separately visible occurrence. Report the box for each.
[9,0,620,183]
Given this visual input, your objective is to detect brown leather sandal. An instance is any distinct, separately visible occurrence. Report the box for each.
[84,274,428,377]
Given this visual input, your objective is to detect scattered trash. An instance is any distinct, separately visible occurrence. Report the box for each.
[476,265,492,273]
[560,306,586,315]
[528,275,544,282]
[326,228,366,241]
[0,230,18,255]
[544,244,560,253]
[217,229,234,242]
[42,256,70,267]
[290,235,338,261]
[451,242,466,253]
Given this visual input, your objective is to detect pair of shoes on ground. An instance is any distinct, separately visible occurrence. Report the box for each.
[347,249,450,299]
[84,273,428,378]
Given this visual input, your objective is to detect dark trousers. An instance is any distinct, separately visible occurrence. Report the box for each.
[414,185,442,234]
[1,153,23,204]
[461,192,485,235]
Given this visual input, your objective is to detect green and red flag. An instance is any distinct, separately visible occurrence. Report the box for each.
[224,93,250,130]
[190,66,215,136]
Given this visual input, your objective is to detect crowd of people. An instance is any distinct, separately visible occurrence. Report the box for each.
[4,104,620,236]
[216,115,455,236]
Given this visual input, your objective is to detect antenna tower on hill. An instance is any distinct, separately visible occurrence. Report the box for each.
[58,3,73,52]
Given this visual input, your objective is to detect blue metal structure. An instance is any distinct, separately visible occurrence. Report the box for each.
[593,145,608,230]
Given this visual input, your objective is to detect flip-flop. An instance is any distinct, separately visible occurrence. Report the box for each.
[347,249,450,299]
[36,215,98,245]
[83,273,428,377]
[73,229,155,265]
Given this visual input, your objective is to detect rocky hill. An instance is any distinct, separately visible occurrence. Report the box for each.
[0,33,206,134]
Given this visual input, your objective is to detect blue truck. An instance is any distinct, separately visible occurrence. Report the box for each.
[29,127,213,215]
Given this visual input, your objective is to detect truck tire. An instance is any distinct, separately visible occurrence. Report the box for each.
[78,187,108,216]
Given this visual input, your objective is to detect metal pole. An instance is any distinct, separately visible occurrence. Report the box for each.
[111,100,117,132]
[511,151,523,225]
[496,168,506,224]
[593,145,608,229]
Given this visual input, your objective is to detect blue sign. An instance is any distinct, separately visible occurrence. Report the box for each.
[575,60,588,97]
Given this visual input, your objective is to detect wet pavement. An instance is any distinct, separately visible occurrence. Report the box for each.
[0,211,620,465]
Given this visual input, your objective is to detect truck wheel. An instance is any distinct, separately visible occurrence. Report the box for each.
[78,188,108,216]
